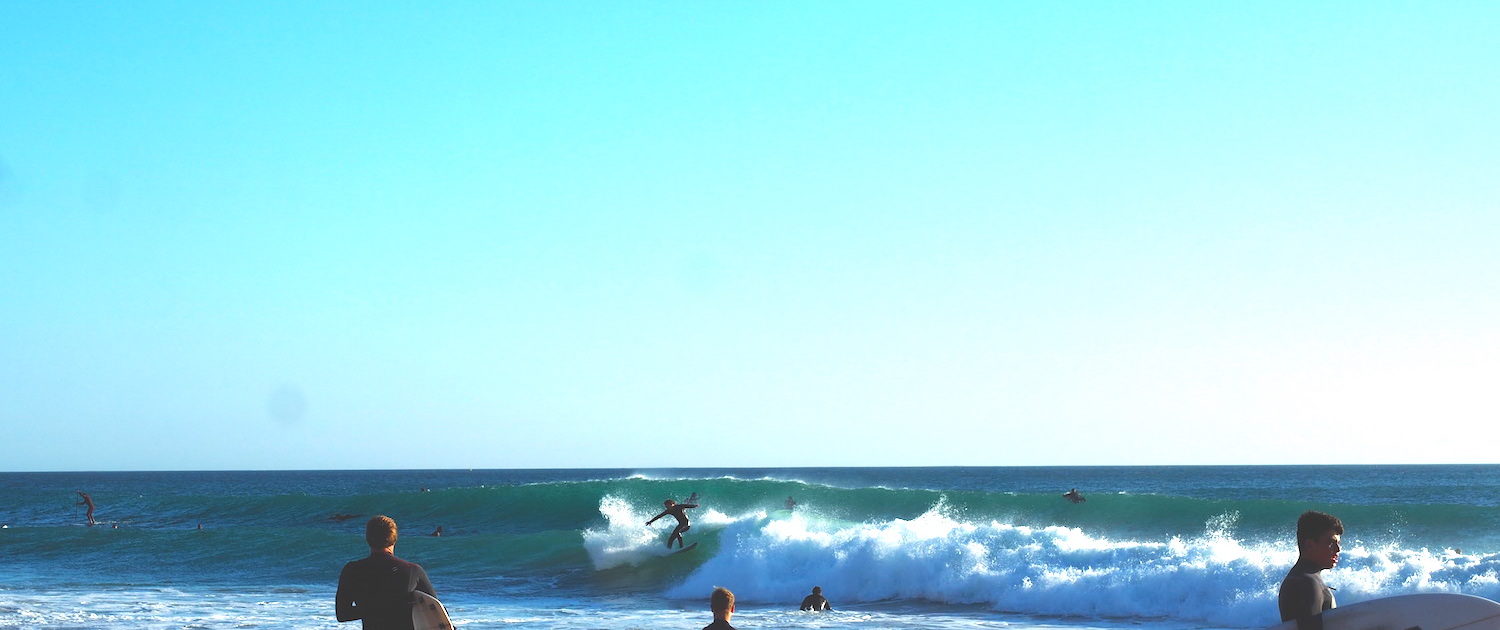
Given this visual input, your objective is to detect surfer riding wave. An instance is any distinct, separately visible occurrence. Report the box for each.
[646,499,698,549]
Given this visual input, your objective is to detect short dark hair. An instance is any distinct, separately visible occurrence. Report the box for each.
[1296,510,1343,542]
[711,587,735,613]
[812,586,821,594]
[366,515,398,548]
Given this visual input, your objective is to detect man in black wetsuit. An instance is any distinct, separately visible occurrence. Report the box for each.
[646,499,698,549]
[799,585,832,611]
[705,586,736,630]
[1278,510,1343,628]
[336,515,435,630]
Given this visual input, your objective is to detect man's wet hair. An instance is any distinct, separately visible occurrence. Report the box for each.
[366,515,398,548]
[711,586,735,613]
[1296,510,1343,542]
[811,586,821,594]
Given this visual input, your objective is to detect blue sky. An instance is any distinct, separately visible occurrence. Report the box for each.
[3,2,1497,471]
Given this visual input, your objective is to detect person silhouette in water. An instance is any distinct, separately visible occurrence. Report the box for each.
[646,499,698,549]
[76,491,96,526]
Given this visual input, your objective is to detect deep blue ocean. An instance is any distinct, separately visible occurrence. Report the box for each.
[2,466,1498,629]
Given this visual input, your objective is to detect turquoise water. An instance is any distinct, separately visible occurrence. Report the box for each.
[2,466,1497,629]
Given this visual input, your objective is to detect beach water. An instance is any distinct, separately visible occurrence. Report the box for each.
[2,466,1498,629]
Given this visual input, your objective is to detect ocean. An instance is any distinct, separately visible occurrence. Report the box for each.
[2,466,1497,629]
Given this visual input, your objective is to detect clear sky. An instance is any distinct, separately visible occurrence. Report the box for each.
[3,2,1497,471]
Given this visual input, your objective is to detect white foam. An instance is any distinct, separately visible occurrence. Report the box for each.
[581,495,754,569]
[663,504,1500,628]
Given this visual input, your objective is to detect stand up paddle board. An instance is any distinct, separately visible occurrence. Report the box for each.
[1264,593,1500,630]
[412,590,453,630]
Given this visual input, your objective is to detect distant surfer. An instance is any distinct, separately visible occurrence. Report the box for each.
[1278,510,1343,623]
[785,496,797,510]
[329,513,363,522]
[429,526,443,537]
[799,585,832,611]
[1063,488,1085,504]
[336,515,436,628]
[705,587,737,630]
[75,491,96,526]
[646,498,698,549]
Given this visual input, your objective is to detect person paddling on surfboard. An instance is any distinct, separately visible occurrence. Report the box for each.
[1278,510,1343,625]
[646,499,698,549]
[75,491,96,526]
[1063,488,1085,503]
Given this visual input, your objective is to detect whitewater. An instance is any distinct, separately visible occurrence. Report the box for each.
[3,466,1498,629]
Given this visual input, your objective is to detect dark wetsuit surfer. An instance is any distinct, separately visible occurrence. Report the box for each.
[799,586,832,611]
[646,499,698,549]
[76,491,96,526]
[1279,559,1336,625]
[336,550,434,629]
[337,515,435,630]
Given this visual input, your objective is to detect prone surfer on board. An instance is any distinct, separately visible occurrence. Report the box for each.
[76,491,96,526]
[1063,488,1085,503]
[1279,510,1343,625]
[646,499,698,549]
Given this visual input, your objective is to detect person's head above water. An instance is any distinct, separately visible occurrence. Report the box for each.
[365,515,398,550]
[1295,510,1343,570]
[811,586,821,594]
[711,586,735,617]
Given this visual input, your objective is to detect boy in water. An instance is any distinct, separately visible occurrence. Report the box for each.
[646,498,698,549]
[705,587,736,630]
[1278,510,1343,626]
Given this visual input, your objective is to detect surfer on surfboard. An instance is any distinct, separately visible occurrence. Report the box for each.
[76,491,96,526]
[646,499,698,549]
[1063,488,1085,504]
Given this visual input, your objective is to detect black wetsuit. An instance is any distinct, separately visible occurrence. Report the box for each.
[1278,559,1334,626]
[800,593,831,611]
[703,620,736,630]
[336,550,435,630]
[647,503,698,548]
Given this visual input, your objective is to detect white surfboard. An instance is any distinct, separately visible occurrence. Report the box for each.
[411,590,453,630]
[1265,593,1500,630]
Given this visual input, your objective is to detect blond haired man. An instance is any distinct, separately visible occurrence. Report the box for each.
[705,586,737,630]
[336,515,435,630]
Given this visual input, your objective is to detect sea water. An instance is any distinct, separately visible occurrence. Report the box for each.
[2,466,1497,629]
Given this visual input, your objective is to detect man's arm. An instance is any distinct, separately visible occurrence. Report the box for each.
[680,503,699,509]
[646,510,667,525]
[335,564,361,622]
[414,565,435,598]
